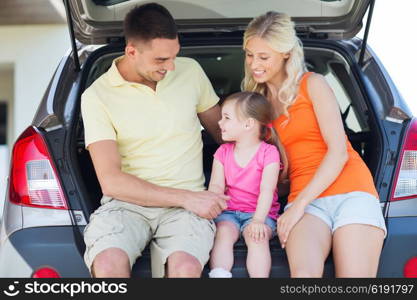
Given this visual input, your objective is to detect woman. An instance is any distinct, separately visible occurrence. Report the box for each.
[242,11,386,277]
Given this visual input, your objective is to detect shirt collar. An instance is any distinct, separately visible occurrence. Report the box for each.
[107,56,128,87]
[106,55,174,88]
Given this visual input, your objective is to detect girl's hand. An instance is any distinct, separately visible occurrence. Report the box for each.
[246,220,269,243]
[277,203,305,248]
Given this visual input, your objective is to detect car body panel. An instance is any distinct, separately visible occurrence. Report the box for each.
[0,198,22,244]
[3,227,90,277]
[378,216,417,277]
[0,237,32,277]
[69,0,371,44]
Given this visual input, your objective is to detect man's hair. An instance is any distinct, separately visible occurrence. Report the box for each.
[123,3,177,43]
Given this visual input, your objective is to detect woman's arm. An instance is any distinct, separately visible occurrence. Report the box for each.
[208,158,226,195]
[294,73,349,206]
[277,73,348,247]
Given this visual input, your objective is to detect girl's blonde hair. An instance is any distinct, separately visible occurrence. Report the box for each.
[242,11,307,118]
[223,91,288,182]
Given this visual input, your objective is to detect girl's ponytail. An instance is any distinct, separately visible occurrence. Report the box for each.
[262,124,288,183]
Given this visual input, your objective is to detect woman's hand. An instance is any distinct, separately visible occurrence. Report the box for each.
[246,220,270,243]
[277,202,305,248]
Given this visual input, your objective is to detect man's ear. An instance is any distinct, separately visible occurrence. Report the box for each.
[125,42,137,59]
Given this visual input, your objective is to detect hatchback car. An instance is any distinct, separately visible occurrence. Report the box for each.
[1,0,416,278]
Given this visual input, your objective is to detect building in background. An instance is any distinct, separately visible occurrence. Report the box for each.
[0,0,69,216]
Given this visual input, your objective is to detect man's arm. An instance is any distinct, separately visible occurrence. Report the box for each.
[198,104,223,144]
[88,140,228,219]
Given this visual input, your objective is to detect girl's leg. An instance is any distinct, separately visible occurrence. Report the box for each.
[333,224,384,277]
[209,221,240,272]
[243,226,273,278]
[285,213,332,277]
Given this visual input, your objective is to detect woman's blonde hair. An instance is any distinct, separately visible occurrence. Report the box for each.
[223,91,288,182]
[242,11,307,118]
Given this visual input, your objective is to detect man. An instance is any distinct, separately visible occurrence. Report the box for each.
[81,3,227,278]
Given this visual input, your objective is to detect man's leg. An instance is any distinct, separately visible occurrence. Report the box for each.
[166,251,202,278]
[84,200,152,278]
[92,248,131,278]
[151,208,215,278]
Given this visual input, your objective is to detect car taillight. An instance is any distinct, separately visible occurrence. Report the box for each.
[390,119,417,201]
[9,127,68,209]
[32,267,61,278]
[404,257,417,278]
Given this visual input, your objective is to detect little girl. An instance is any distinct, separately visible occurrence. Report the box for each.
[208,91,288,278]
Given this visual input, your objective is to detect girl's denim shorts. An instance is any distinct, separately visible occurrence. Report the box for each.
[214,210,277,236]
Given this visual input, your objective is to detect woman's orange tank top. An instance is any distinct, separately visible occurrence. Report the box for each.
[273,72,378,203]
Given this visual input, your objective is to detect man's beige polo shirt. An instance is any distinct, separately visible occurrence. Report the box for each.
[81,56,219,191]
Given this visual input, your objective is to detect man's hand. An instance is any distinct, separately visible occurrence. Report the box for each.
[183,191,229,219]
[245,220,270,243]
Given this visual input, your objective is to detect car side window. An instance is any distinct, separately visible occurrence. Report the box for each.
[324,71,364,133]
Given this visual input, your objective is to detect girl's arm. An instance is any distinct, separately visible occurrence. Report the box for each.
[208,158,226,195]
[247,162,279,242]
[253,162,280,222]
[277,73,348,247]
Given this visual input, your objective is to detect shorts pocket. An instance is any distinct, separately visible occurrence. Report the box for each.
[84,208,125,247]
[187,210,216,234]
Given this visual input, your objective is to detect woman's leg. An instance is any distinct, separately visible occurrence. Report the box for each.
[285,213,332,277]
[209,221,240,272]
[333,224,384,277]
[243,226,273,278]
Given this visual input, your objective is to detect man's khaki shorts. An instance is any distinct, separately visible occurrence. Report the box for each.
[83,197,216,277]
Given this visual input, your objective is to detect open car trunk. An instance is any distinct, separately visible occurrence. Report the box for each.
[72,41,383,277]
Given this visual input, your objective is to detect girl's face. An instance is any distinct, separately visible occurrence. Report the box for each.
[245,36,289,85]
[218,100,247,142]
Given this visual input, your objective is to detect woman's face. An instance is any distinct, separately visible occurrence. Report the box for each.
[245,36,289,85]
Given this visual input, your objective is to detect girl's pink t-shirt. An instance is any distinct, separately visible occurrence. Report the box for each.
[214,141,280,219]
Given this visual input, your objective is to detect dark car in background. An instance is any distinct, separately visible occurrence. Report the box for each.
[1,0,416,277]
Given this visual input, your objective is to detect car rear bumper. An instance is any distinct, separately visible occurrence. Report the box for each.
[0,226,89,277]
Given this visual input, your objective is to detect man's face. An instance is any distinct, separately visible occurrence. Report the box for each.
[130,37,180,84]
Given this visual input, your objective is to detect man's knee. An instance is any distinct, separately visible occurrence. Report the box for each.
[167,251,202,278]
[92,248,131,278]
